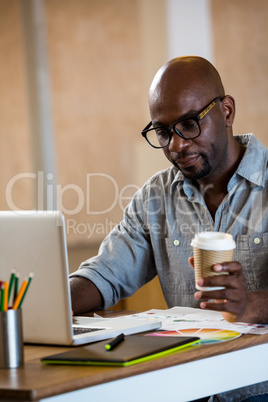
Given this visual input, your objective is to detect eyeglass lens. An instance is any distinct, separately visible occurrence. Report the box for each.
[147,118,200,148]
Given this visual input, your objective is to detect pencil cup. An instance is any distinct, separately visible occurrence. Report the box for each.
[191,232,236,291]
[0,309,24,368]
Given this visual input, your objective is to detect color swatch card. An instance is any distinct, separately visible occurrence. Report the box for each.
[148,328,241,344]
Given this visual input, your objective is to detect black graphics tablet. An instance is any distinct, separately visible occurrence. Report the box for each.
[41,335,200,367]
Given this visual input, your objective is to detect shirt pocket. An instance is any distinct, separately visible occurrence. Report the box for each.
[234,233,268,290]
[162,236,195,295]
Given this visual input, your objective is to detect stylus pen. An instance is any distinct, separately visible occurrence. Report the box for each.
[105,333,125,351]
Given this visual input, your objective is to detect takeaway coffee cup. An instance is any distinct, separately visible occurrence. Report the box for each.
[191,232,236,291]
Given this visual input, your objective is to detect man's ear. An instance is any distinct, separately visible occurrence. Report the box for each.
[188,256,195,269]
[221,95,236,127]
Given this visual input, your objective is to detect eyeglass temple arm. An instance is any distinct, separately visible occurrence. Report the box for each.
[142,121,152,132]
[197,96,224,121]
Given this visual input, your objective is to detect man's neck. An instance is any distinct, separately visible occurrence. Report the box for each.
[198,141,246,219]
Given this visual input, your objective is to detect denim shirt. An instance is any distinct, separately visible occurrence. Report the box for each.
[71,134,268,310]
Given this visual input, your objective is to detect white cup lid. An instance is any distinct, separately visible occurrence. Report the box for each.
[191,231,236,251]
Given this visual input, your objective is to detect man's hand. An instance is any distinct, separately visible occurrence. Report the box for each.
[189,257,249,322]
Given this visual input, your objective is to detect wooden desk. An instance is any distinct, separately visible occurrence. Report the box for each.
[0,311,268,401]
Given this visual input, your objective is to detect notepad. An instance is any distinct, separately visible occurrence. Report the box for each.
[41,335,200,367]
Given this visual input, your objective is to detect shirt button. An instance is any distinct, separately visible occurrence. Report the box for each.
[173,240,180,246]
[253,237,261,245]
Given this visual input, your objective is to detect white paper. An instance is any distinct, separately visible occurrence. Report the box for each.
[121,307,268,335]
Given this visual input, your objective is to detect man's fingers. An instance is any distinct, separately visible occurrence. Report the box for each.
[213,261,242,274]
[188,256,194,269]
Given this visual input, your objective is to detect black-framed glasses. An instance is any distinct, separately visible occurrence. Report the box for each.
[141,96,223,149]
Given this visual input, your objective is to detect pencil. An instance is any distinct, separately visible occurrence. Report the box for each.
[8,269,16,304]
[13,273,20,305]
[18,272,34,309]
[3,281,8,311]
[0,283,4,312]
[13,278,28,310]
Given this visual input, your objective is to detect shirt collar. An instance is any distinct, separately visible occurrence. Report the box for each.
[234,134,267,187]
[171,169,184,194]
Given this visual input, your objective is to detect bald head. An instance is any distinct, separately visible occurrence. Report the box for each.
[149,56,225,118]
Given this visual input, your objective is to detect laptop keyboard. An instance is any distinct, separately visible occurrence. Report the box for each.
[73,327,105,335]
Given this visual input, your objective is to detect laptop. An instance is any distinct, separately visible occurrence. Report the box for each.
[0,210,161,345]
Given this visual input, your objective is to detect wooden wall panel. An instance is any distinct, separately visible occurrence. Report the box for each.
[44,0,168,310]
[39,0,168,310]
[0,0,34,211]
[45,0,148,246]
[211,0,268,146]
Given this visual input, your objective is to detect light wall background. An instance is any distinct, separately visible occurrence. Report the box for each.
[0,0,267,311]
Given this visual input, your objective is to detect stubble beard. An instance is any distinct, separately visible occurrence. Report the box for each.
[174,154,212,180]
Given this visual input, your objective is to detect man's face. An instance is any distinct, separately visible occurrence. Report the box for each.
[149,89,230,182]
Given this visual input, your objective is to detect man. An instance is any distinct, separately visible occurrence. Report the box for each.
[70,56,268,325]
[70,57,268,400]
